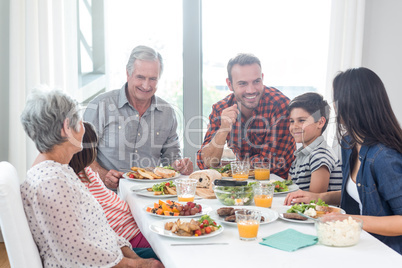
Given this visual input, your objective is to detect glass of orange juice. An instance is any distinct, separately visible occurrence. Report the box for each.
[253,182,274,208]
[235,209,261,241]
[230,161,250,181]
[175,178,197,202]
[253,161,270,180]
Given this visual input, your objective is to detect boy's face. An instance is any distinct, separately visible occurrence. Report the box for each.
[289,108,325,146]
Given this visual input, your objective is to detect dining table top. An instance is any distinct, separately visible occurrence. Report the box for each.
[118,175,401,268]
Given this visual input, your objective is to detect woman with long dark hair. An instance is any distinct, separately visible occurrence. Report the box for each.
[285,67,402,254]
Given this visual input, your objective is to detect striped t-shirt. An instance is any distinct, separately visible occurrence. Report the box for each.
[289,136,342,191]
[78,166,140,241]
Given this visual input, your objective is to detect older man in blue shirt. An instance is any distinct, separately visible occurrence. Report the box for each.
[84,45,193,190]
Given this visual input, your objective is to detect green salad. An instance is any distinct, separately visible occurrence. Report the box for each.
[214,182,254,206]
[151,181,175,193]
[210,163,231,174]
[286,198,328,213]
[272,180,293,192]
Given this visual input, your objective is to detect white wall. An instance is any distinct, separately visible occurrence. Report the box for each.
[362,0,402,124]
[0,0,10,163]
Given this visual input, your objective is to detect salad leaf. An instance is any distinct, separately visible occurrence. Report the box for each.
[316,198,328,207]
[151,181,175,194]
[273,181,289,192]
[163,165,175,170]
[198,215,221,228]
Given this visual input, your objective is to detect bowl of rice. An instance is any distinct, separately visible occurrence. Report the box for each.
[315,214,363,247]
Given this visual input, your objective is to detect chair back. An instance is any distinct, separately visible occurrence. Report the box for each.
[0,161,42,268]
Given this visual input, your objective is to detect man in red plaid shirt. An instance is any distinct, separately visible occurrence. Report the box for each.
[197,53,296,179]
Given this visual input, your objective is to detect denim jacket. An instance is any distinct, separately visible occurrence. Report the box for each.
[340,139,402,254]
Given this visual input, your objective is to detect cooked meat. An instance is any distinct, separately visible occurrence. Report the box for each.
[283,213,308,221]
[217,207,235,216]
[176,229,192,236]
[225,215,237,222]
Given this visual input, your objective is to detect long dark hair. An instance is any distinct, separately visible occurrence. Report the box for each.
[69,122,98,174]
[333,67,402,154]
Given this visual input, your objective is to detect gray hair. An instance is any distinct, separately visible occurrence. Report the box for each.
[20,87,81,153]
[126,45,164,78]
[227,53,261,83]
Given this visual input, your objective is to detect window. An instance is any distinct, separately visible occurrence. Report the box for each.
[77,0,106,103]
[202,0,331,127]
[87,0,331,160]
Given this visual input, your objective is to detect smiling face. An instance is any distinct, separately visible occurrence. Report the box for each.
[126,59,160,105]
[226,63,264,117]
[289,108,325,147]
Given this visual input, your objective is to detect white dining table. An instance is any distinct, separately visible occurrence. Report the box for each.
[118,176,401,268]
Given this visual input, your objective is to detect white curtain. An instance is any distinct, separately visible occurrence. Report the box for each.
[8,0,78,181]
[324,0,366,155]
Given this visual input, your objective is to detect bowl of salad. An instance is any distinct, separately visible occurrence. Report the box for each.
[213,181,256,206]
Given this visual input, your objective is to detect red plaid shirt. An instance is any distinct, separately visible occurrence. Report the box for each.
[197,86,296,179]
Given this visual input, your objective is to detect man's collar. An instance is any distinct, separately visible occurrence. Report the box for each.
[118,83,163,112]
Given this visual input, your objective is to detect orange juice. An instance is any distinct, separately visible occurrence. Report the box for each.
[254,168,270,180]
[254,194,273,208]
[232,173,249,181]
[237,220,260,239]
[178,195,195,202]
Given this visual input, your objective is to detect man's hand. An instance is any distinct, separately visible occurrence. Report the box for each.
[105,169,124,190]
[172,157,193,175]
[220,104,239,131]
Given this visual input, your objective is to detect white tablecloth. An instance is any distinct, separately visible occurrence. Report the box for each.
[119,178,401,267]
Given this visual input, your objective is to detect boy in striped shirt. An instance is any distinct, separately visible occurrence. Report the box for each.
[288,92,342,192]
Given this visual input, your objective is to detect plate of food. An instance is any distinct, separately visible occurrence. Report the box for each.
[123,166,180,182]
[277,199,345,224]
[130,181,177,198]
[144,200,212,218]
[208,206,278,226]
[149,215,223,239]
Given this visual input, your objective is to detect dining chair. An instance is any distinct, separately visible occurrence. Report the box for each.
[0,161,42,268]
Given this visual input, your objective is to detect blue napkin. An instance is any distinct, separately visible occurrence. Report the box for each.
[260,228,318,252]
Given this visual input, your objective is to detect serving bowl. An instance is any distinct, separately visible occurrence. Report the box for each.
[213,185,254,206]
[315,214,363,247]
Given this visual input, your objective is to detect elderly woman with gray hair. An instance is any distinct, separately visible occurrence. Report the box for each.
[20,88,163,268]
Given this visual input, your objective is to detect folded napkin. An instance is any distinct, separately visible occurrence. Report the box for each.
[260,228,318,252]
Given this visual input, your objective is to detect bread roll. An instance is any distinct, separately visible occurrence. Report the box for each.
[189,169,222,190]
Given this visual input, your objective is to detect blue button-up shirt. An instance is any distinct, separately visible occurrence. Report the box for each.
[340,139,402,254]
[83,84,182,171]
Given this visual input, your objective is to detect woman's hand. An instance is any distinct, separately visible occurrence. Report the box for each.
[284,190,319,205]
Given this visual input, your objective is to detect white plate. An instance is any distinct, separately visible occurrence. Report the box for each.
[149,218,224,239]
[274,183,300,196]
[208,206,279,226]
[276,206,346,224]
[123,171,180,182]
[144,202,212,218]
[130,185,177,198]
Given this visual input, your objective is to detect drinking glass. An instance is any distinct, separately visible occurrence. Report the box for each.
[230,161,250,181]
[235,209,262,241]
[253,182,274,208]
[253,161,271,180]
[175,178,197,202]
